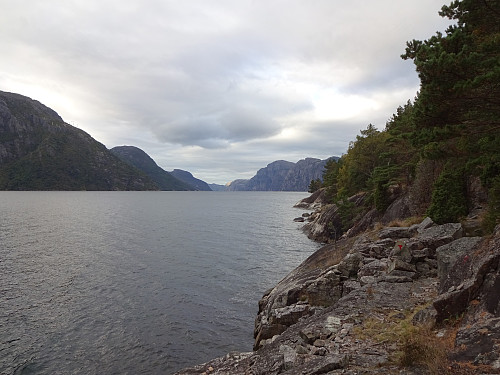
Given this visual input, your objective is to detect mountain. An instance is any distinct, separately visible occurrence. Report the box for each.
[111,146,195,191]
[226,157,336,192]
[0,91,157,190]
[169,169,212,191]
[208,183,227,192]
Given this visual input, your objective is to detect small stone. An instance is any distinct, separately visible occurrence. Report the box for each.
[300,327,321,344]
[388,258,416,273]
[313,347,328,356]
[313,339,327,347]
[296,344,309,354]
[382,275,413,283]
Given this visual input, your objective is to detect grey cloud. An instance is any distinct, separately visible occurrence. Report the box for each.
[152,106,282,148]
[0,0,454,183]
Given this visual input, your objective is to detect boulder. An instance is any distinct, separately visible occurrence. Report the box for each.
[378,226,412,239]
[453,317,500,365]
[436,237,482,290]
[358,238,395,259]
[447,226,500,367]
[337,252,363,278]
[407,222,463,251]
[433,248,498,323]
[390,239,412,262]
[409,216,434,234]
[305,270,343,306]
[269,304,312,327]
[388,258,416,273]
[358,259,388,278]
[380,194,412,224]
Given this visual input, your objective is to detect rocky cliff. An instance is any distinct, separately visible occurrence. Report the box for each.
[226,158,336,192]
[174,195,500,374]
[0,91,157,190]
[111,146,195,191]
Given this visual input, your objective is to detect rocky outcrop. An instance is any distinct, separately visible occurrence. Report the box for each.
[434,225,500,367]
[296,188,417,243]
[300,193,369,242]
[226,158,337,192]
[175,219,500,374]
[253,218,456,351]
[293,188,330,210]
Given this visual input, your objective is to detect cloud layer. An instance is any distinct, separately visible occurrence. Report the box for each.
[0,0,452,183]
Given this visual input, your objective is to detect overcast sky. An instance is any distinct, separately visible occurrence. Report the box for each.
[0,1,453,184]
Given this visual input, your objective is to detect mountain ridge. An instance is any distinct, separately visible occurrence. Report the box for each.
[111,146,196,191]
[0,91,157,190]
[226,157,337,192]
[169,169,212,191]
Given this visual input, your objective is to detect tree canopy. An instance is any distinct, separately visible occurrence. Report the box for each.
[320,0,500,229]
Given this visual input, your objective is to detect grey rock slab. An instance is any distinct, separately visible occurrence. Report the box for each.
[436,236,482,288]
[378,226,412,239]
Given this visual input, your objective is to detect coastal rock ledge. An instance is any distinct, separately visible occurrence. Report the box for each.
[175,221,500,375]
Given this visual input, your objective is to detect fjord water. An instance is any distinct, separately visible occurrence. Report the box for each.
[0,191,319,374]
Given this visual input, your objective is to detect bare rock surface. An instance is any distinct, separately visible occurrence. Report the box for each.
[175,220,500,375]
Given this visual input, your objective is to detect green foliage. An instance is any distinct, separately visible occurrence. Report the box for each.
[335,124,389,199]
[427,164,468,224]
[401,0,500,165]
[317,0,499,228]
[0,128,158,190]
[308,178,322,193]
[322,158,342,202]
[483,176,500,233]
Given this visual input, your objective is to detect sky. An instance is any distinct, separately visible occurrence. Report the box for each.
[0,0,453,184]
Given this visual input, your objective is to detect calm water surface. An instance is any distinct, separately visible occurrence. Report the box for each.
[0,192,320,374]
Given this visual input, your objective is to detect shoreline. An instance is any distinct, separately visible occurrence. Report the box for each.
[173,194,500,374]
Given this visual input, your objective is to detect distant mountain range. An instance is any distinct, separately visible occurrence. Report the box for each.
[0,90,335,191]
[225,158,337,192]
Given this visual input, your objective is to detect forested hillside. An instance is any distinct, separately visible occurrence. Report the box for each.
[0,91,158,190]
[316,0,499,232]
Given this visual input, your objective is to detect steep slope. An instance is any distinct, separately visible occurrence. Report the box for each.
[111,146,195,191]
[227,157,336,191]
[169,169,212,191]
[0,91,157,190]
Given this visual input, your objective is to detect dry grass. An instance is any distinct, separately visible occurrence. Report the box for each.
[352,305,456,374]
[388,216,424,228]
[444,362,500,374]
[396,322,451,373]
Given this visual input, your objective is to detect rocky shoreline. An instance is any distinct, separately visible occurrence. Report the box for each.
[174,195,500,375]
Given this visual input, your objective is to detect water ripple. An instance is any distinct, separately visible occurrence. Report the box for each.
[0,192,319,374]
